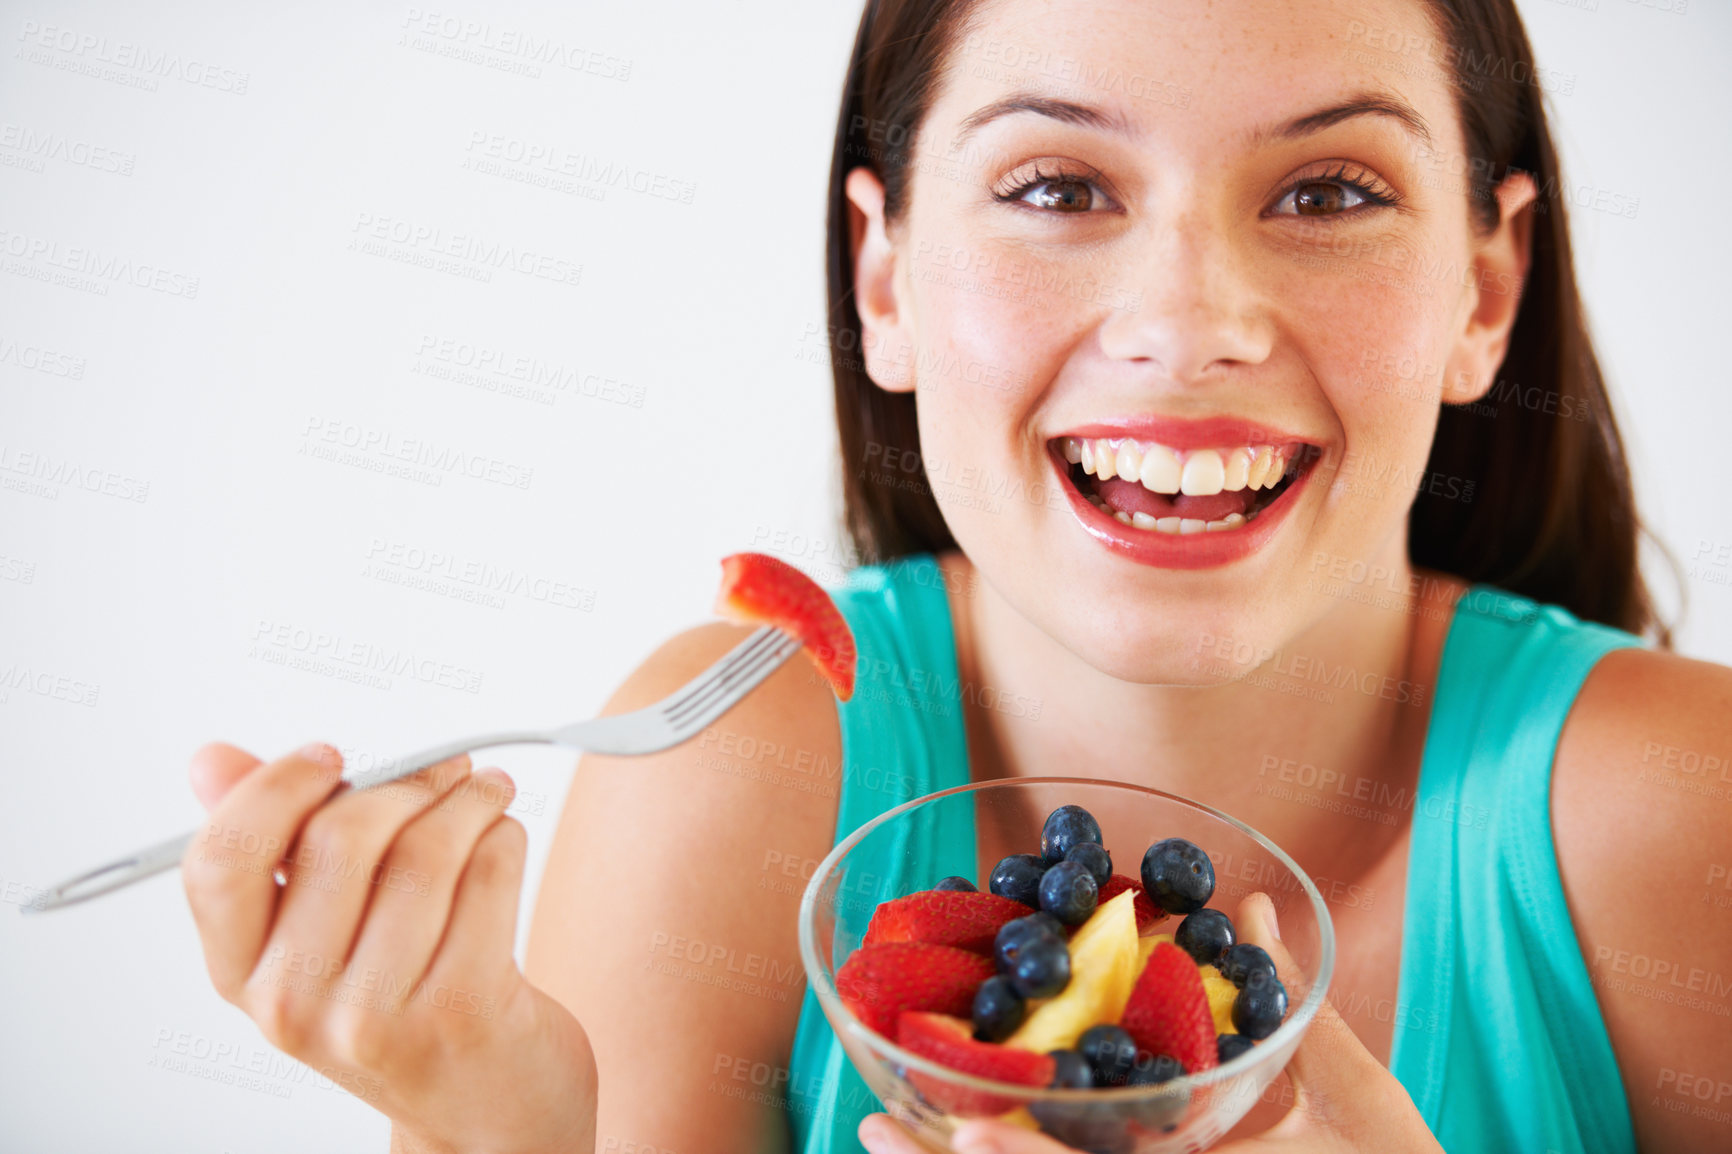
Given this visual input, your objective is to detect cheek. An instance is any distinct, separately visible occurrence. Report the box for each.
[900,268,1081,544]
[904,260,1078,435]
[902,216,1137,401]
[1284,249,1455,422]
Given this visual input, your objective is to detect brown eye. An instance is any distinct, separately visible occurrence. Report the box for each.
[1020,179,1096,212]
[1294,182,1349,215]
[1273,178,1377,218]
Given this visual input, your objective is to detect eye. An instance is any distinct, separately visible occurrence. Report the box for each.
[1020,178,1098,211]
[1283,182,1368,215]
[1269,163,1401,218]
[994,161,1118,214]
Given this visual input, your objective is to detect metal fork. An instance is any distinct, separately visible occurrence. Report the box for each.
[24,625,803,914]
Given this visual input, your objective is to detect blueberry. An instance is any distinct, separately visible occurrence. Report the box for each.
[971,975,1025,1042]
[1218,943,1278,990]
[1126,1051,1185,1085]
[989,853,1049,907]
[1076,1024,1139,1086]
[1026,910,1067,938]
[1217,1033,1257,1064]
[1232,977,1289,1040]
[933,875,977,892]
[1124,1052,1190,1132]
[1029,1099,1127,1154]
[1047,1049,1094,1089]
[1140,838,1215,915]
[1174,908,1235,966]
[993,913,1064,973]
[1041,805,1103,866]
[1038,860,1099,926]
[1064,842,1113,888]
[1007,932,1070,999]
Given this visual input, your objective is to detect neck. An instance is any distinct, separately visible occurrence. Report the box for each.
[944,547,1462,872]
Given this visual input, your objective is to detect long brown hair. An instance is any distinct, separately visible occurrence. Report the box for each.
[825,0,1670,643]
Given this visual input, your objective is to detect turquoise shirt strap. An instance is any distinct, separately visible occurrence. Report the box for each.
[1391,587,1641,1154]
[786,556,976,1153]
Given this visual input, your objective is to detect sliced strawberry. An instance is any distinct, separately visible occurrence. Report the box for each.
[715,552,857,700]
[834,943,994,1038]
[1098,874,1168,934]
[1120,941,1218,1075]
[863,890,1032,954]
[898,1012,1055,1116]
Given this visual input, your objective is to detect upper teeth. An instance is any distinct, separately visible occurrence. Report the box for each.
[1061,437,1288,495]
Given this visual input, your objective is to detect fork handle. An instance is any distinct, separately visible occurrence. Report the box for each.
[24,831,199,912]
[343,730,552,790]
[23,730,555,915]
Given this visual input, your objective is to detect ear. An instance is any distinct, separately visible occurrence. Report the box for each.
[1441,171,1538,405]
[844,166,916,393]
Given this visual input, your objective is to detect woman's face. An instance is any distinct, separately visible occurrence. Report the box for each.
[849,0,1533,682]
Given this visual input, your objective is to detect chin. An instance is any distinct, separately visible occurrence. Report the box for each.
[1063,593,1302,687]
[953,515,1310,688]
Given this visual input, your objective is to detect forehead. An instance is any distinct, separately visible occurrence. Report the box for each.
[930,0,1458,152]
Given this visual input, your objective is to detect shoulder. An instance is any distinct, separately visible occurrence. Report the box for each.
[610,620,847,756]
[1555,646,1732,844]
[531,620,844,918]
[555,621,845,837]
[1552,646,1732,1150]
[524,622,844,1150]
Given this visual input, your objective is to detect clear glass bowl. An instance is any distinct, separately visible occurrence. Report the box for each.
[797,778,1335,1153]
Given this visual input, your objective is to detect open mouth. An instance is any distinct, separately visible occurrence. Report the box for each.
[1053,435,1316,535]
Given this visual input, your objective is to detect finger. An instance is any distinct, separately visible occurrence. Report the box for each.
[189,742,263,811]
[1234,892,1365,1122]
[181,743,348,999]
[1222,895,1436,1151]
[419,806,527,986]
[257,755,474,990]
[342,768,519,1012]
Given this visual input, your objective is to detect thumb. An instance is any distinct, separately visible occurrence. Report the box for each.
[1234,891,1364,1130]
[188,742,264,812]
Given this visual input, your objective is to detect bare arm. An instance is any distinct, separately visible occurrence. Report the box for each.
[1555,648,1732,1152]
[525,623,845,1154]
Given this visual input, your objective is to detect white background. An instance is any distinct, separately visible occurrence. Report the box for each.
[1,1,1726,1151]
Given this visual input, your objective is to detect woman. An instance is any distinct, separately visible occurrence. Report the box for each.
[178,0,1731,1151]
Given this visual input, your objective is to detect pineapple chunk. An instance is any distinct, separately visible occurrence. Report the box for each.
[1201,963,1238,1035]
[1136,932,1176,970]
[1004,891,1139,1052]
[996,1107,1040,1131]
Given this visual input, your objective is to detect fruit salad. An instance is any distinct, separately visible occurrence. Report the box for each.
[834,805,1289,1144]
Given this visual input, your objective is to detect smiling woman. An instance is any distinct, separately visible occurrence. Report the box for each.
[757,0,1723,1151]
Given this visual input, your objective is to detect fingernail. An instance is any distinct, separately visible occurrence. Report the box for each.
[1262,900,1282,942]
[296,742,338,767]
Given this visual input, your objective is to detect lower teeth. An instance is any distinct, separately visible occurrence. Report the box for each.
[1088,497,1250,534]
[1078,460,1295,536]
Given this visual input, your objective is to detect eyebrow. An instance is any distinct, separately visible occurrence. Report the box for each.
[1260,91,1433,150]
[955,94,1133,146]
[952,89,1433,151]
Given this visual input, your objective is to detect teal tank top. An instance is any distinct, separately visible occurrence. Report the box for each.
[784,556,1642,1154]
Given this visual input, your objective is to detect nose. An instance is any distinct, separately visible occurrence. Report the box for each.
[1096,213,1275,382]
